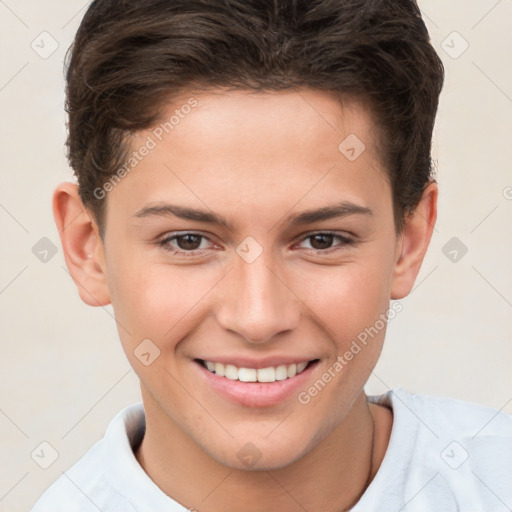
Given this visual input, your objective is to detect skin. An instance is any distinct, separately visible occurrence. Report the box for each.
[54,88,437,511]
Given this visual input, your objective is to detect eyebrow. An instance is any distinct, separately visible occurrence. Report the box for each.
[133,201,373,229]
[287,202,373,225]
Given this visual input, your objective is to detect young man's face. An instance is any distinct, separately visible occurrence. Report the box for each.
[80,88,430,469]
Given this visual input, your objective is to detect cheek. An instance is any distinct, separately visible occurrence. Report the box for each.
[296,259,392,343]
[106,256,217,349]
[293,262,391,423]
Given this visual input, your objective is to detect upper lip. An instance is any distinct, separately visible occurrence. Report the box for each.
[195,356,318,369]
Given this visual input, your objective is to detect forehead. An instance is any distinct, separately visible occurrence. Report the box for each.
[108,88,391,228]
[155,87,380,164]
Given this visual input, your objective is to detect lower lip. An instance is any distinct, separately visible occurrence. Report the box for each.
[194,360,319,408]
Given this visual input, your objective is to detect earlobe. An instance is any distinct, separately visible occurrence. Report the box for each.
[390,181,438,300]
[53,182,111,307]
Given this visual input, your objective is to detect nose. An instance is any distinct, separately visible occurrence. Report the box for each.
[216,251,300,344]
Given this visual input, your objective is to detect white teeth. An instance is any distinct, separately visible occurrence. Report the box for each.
[214,362,225,377]
[275,365,288,380]
[224,364,238,380]
[202,360,312,382]
[257,367,275,382]
[238,368,257,382]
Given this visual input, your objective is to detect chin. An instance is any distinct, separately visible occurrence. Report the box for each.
[205,431,316,472]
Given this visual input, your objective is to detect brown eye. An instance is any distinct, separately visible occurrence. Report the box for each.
[175,234,203,250]
[297,232,354,252]
[157,232,213,254]
[309,234,335,250]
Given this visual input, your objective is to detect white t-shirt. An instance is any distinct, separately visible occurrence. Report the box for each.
[31,387,512,512]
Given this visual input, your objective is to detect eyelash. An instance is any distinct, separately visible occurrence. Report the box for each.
[156,231,355,256]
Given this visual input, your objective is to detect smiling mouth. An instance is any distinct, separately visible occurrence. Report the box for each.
[195,359,319,383]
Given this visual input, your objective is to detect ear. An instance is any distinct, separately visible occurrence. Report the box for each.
[53,182,111,306]
[391,181,438,300]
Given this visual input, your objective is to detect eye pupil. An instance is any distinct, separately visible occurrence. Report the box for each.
[310,234,334,250]
[177,234,202,250]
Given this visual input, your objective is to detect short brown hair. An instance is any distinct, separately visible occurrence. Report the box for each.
[65,0,444,235]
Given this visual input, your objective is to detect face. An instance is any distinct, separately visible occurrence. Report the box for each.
[100,88,401,469]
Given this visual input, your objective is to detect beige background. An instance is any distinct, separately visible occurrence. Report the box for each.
[1,1,511,510]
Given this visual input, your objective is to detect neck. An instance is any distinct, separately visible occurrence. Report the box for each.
[135,391,391,512]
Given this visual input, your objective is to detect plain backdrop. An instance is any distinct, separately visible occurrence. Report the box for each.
[1,1,511,510]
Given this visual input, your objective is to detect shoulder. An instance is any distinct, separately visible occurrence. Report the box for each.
[404,388,512,435]
[365,387,512,512]
[30,403,145,512]
[371,386,512,438]
[30,441,127,512]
